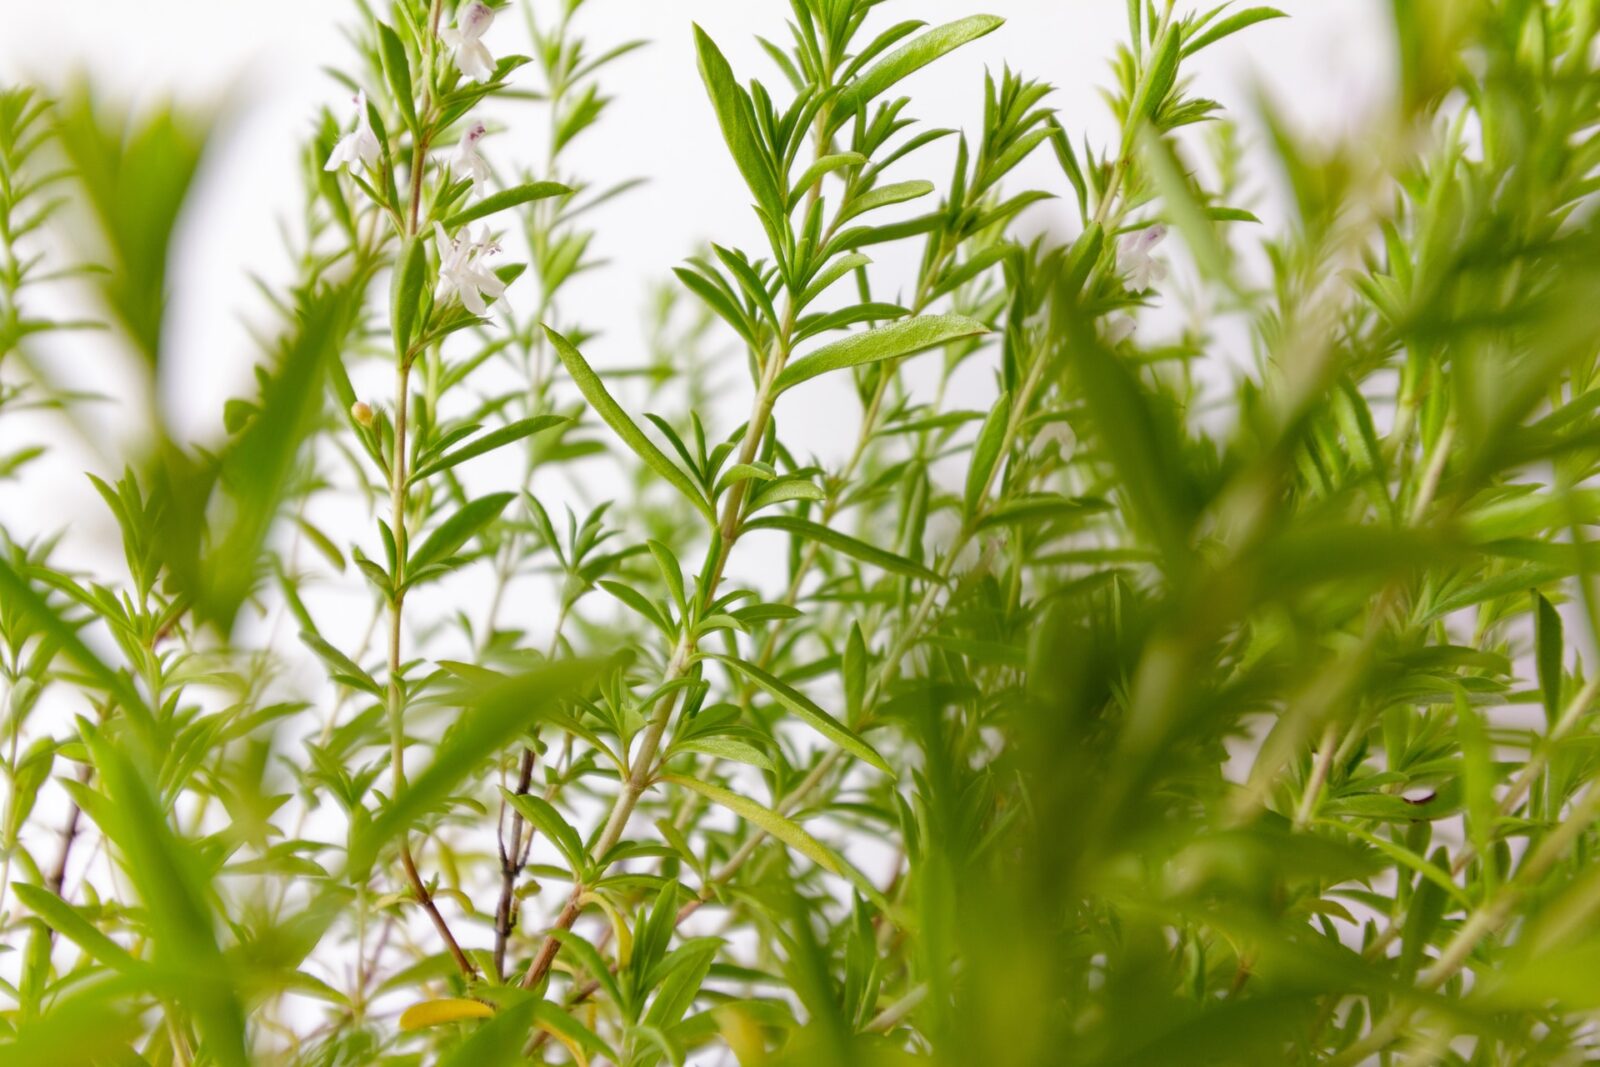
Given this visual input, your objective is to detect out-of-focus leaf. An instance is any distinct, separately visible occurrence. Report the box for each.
[399,998,495,1030]
[348,658,597,878]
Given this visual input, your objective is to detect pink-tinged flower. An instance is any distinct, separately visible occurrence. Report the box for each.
[441,2,496,83]
[325,90,381,172]
[452,121,490,197]
[1117,223,1168,291]
[434,223,508,316]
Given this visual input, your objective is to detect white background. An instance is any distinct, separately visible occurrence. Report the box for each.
[0,0,1391,563]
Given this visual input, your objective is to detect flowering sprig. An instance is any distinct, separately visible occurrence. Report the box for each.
[1116,222,1168,291]
[450,119,490,196]
[440,1,496,83]
[325,90,381,172]
[312,0,565,988]
[433,221,506,315]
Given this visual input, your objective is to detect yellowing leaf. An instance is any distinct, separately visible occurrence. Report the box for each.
[543,1027,590,1067]
[399,998,494,1030]
[579,890,634,968]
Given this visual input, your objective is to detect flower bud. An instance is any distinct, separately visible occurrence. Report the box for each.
[351,401,374,427]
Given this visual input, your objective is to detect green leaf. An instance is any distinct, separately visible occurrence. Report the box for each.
[52,90,208,367]
[84,733,249,1067]
[12,883,143,976]
[294,516,347,572]
[743,514,941,582]
[647,539,687,614]
[747,476,826,511]
[799,251,872,308]
[1333,824,1471,908]
[433,997,537,1067]
[600,579,675,636]
[546,325,716,523]
[0,559,157,751]
[165,277,362,631]
[1064,314,1200,566]
[409,415,568,482]
[1399,846,1451,977]
[500,787,589,875]
[1126,26,1180,139]
[975,493,1111,530]
[0,985,143,1066]
[534,1001,619,1064]
[407,492,514,577]
[441,181,570,228]
[710,655,894,777]
[662,775,840,873]
[693,25,782,215]
[774,314,987,393]
[350,659,597,878]
[789,152,866,208]
[835,16,1005,117]
[390,235,427,357]
[378,22,417,131]
[550,929,623,1008]
[843,623,867,723]
[299,630,383,696]
[965,391,1012,517]
[1182,7,1288,57]
[838,180,935,224]
[675,736,774,771]
[1535,590,1564,726]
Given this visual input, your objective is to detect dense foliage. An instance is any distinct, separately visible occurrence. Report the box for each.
[3,0,1600,1063]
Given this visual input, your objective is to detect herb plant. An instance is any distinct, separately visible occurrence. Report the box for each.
[4,0,1600,1064]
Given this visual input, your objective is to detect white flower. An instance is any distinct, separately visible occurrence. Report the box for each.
[441,2,496,83]
[1117,223,1168,291]
[1101,315,1137,346]
[325,90,381,172]
[451,121,490,197]
[434,222,507,316]
[1038,420,1075,459]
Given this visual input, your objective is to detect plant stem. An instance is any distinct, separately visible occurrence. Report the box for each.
[388,355,475,981]
[492,604,570,976]
[520,279,797,992]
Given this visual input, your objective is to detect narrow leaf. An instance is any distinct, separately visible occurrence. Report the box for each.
[710,655,894,777]
[774,314,987,393]
[662,775,840,874]
[546,325,716,522]
[399,999,495,1031]
[441,181,570,228]
[407,492,514,576]
[743,514,941,582]
[410,415,568,482]
[836,16,1005,116]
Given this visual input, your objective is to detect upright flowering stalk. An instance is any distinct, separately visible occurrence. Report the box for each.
[316,0,565,986]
